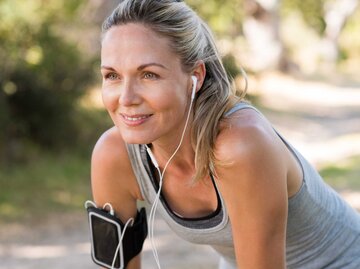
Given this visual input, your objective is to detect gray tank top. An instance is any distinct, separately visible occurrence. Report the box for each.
[126,102,360,268]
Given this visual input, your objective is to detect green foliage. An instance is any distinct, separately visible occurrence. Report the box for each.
[320,155,360,191]
[338,6,360,64]
[282,0,326,35]
[0,0,97,162]
[0,107,112,222]
[188,0,244,37]
[0,151,91,222]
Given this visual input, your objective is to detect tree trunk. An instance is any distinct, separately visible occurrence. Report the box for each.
[242,0,289,72]
[322,0,359,66]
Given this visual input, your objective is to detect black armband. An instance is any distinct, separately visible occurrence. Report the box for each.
[86,204,147,269]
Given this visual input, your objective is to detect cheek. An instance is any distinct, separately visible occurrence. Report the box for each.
[150,90,183,115]
[155,81,188,107]
[101,87,119,112]
[154,89,187,120]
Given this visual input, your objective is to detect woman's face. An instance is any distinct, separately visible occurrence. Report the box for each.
[101,23,193,145]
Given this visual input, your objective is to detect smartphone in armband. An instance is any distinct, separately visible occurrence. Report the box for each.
[88,208,124,269]
[86,203,148,269]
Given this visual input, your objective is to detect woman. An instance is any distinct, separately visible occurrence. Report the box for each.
[90,0,360,268]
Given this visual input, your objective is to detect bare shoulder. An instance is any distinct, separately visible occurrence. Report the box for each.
[91,126,142,221]
[92,126,131,170]
[214,107,290,197]
[215,108,285,167]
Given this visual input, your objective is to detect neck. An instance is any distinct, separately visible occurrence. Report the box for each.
[149,127,195,172]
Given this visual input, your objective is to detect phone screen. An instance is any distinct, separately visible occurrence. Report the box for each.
[90,213,123,268]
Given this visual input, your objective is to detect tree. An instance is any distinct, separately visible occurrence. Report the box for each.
[0,0,96,162]
[242,0,285,71]
[322,0,359,65]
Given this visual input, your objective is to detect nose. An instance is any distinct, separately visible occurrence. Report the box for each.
[119,78,141,106]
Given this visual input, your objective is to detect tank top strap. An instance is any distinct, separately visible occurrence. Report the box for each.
[224,102,261,117]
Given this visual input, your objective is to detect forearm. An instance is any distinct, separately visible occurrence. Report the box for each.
[101,255,141,269]
[126,254,141,269]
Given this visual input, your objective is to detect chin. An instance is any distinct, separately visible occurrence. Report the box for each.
[119,129,155,145]
[122,138,146,145]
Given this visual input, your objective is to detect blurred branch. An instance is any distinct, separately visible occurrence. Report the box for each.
[321,0,359,65]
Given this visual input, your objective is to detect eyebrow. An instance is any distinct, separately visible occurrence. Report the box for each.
[137,62,168,70]
[100,62,168,71]
[100,65,116,71]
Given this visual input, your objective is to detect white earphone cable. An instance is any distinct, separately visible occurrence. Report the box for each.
[147,77,197,269]
[111,217,135,269]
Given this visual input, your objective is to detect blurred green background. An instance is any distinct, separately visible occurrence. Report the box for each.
[0,0,359,224]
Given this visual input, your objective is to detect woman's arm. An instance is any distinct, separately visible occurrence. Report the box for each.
[215,111,289,269]
[91,127,143,269]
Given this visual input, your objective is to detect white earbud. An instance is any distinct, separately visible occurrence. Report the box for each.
[191,76,197,101]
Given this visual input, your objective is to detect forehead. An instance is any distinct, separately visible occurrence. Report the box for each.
[101,23,181,69]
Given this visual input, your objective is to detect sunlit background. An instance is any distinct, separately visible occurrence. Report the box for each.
[1,0,359,268]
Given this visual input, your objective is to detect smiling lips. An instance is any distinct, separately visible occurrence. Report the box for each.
[121,113,152,126]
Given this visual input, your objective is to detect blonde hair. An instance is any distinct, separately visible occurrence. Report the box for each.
[102,0,245,182]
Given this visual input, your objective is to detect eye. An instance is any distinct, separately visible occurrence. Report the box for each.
[143,72,158,80]
[104,72,119,80]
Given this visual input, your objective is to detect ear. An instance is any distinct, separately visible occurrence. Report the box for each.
[191,61,206,93]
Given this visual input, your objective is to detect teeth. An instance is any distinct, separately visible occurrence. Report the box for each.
[123,115,148,121]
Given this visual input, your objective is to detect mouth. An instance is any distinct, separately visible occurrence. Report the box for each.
[120,113,152,126]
